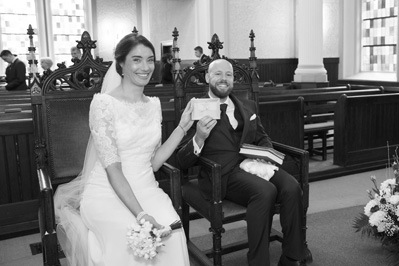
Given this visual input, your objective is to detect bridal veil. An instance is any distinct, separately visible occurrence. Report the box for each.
[54,61,121,266]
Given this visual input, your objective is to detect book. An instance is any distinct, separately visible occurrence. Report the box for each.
[239,143,285,165]
[191,98,220,120]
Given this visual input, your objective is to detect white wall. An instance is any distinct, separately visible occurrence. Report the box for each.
[145,0,197,61]
[227,0,296,59]
[92,0,340,62]
[94,0,138,61]
[323,0,340,58]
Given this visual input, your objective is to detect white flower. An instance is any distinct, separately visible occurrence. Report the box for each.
[126,221,164,260]
[369,210,386,228]
[364,199,379,216]
[389,195,399,205]
[380,178,396,192]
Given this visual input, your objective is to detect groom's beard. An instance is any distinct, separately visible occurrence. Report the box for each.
[209,82,233,99]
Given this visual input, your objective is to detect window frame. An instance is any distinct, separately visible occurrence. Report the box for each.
[0,0,93,75]
[340,0,399,82]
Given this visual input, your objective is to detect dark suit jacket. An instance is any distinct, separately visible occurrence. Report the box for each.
[176,93,272,199]
[5,59,28,91]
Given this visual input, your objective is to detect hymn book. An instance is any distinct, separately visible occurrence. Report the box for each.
[239,143,285,165]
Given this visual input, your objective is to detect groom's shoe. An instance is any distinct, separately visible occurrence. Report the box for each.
[277,254,300,266]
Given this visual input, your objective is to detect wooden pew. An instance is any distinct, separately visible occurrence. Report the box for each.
[334,93,399,168]
[258,97,304,149]
[258,88,384,159]
[259,85,348,96]
[0,110,32,120]
[0,119,37,235]
[0,103,32,112]
[144,84,175,102]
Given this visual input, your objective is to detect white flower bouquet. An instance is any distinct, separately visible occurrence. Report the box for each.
[126,219,181,260]
[353,149,399,266]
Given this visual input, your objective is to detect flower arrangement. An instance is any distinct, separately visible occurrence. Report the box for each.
[353,149,399,266]
[126,219,182,260]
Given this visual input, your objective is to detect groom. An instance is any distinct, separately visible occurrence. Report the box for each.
[176,59,304,266]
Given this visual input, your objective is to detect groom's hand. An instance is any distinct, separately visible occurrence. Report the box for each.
[195,116,217,148]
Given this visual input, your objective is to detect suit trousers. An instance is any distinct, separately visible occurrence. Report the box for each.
[224,166,304,266]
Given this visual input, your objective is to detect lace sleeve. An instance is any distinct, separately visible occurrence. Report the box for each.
[89,95,121,168]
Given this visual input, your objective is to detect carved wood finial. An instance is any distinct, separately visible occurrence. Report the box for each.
[207,34,224,60]
[172,27,179,40]
[76,31,97,55]
[27,24,41,93]
[132,26,139,36]
[248,30,259,95]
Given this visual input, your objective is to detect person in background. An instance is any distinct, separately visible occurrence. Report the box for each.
[160,53,173,84]
[194,46,210,66]
[0,50,28,91]
[70,46,82,64]
[176,59,304,266]
[40,57,53,83]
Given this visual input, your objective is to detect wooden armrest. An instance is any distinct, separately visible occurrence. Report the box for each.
[272,141,308,158]
[159,163,182,214]
[37,168,56,236]
[37,168,52,192]
[273,141,309,209]
[198,157,222,204]
[36,168,60,266]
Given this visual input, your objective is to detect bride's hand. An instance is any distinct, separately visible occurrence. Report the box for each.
[142,214,163,229]
[179,100,194,132]
[142,214,171,238]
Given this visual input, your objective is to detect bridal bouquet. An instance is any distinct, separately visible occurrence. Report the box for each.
[126,220,182,260]
[353,149,399,266]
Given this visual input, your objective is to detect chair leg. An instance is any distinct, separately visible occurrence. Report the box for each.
[307,134,314,156]
[210,226,224,266]
[300,207,312,266]
[321,131,327,160]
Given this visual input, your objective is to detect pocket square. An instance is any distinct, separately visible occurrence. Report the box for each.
[249,114,257,120]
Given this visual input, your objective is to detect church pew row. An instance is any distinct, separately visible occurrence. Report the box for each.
[0,119,38,236]
[257,88,385,160]
[334,93,399,168]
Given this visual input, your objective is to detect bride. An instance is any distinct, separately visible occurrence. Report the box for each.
[54,33,192,266]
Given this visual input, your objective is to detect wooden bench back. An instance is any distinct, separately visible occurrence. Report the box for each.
[258,97,304,149]
[334,93,399,167]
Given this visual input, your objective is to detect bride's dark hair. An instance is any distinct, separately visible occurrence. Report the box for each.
[114,34,156,77]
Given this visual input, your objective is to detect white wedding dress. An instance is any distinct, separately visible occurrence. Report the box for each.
[78,93,189,266]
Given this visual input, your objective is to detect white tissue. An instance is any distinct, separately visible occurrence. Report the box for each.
[239,158,279,181]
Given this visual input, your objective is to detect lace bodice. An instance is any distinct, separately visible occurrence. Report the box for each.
[89,93,162,169]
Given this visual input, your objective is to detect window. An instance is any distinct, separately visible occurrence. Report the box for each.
[0,0,91,76]
[0,0,38,75]
[51,0,86,66]
[361,0,398,72]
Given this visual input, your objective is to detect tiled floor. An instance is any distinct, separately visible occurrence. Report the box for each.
[0,165,390,266]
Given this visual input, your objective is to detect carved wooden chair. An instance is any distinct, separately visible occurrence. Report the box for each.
[30,30,181,266]
[171,28,312,266]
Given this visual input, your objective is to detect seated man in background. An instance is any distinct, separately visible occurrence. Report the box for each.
[0,50,28,91]
[40,57,54,83]
[176,59,304,266]
[70,46,82,64]
[69,46,91,87]
[194,46,210,66]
